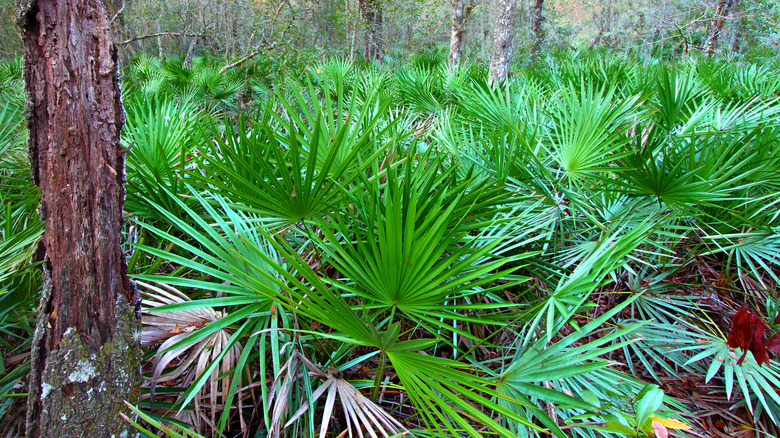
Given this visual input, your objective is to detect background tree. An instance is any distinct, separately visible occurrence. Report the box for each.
[19,0,140,436]
[488,0,516,84]
[449,0,476,71]
[530,0,546,61]
[730,0,744,52]
[360,0,385,62]
[2,0,780,65]
[0,1,21,57]
[704,0,736,55]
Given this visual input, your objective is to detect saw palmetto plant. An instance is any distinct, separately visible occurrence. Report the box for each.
[2,52,780,438]
[122,54,780,438]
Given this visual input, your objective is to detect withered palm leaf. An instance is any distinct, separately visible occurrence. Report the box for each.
[138,281,247,432]
[268,350,408,438]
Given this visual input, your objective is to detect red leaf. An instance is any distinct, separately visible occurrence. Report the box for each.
[727,305,771,365]
[765,334,780,354]
[753,347,771,366]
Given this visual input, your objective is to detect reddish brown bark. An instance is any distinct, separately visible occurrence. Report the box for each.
[20,0,140,436]
[704,0,736,56]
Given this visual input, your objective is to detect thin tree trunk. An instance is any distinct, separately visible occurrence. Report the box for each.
[156,20,163,57]
[704,0,736,56]
[488,0,516,85]
[109,0,130,60]
[184,36,199,68]
[730,0,743,53]
[359,0,384,63]
[589,29,604,50]
[530,0,545,61]
[19,0,140,436]
[448,0,475,71]
[730,24,742,53]
[230,4,238,56]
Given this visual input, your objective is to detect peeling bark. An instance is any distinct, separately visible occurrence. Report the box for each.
[19,0,140,436]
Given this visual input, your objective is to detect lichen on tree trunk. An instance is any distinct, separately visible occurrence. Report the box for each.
[32,296,140,437]
[19,0,141,436]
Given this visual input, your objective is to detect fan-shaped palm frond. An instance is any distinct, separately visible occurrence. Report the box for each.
[192,84,399,228]
[140,280,249,433]
[545,80,642,184]
[133,190,283,435]
[123,94,203,223]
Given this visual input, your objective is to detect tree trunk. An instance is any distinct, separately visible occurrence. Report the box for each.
[488,0,516,85]
[704,0,736,56]
[156,20,163,57]
[19,1,141,437]
[183,36,199,68]
[448,0,475,71]
[359,0,384,63]
[530,0,545,62]
[730,0,743,53]
[106,0,133,62]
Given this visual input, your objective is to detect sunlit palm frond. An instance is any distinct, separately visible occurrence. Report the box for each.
[123,95,202,221]
[395,66,446,115]
[545,79,642,185]
[654,66,707,133]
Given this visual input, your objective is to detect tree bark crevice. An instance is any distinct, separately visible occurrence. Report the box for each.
[19,0,140,436]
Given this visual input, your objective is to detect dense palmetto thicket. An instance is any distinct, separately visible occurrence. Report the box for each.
[2,51,780,438]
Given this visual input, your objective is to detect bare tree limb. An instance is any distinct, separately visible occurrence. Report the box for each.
[218,10,293,75]
[118,32,204,46]
[110,6,124,25]
[218,41,278,74]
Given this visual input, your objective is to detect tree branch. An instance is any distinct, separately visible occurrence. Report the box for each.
[118,32,204,46]
[218,42,277,74]
[218,12,293,75]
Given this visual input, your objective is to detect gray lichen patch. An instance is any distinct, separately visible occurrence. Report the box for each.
[37,298,141,438]
[40,382,52,399]
[68,360,98,383]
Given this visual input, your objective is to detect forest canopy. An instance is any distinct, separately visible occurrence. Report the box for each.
[1,0,779,62]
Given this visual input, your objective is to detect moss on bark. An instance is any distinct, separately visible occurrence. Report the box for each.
[36,297,140,438]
